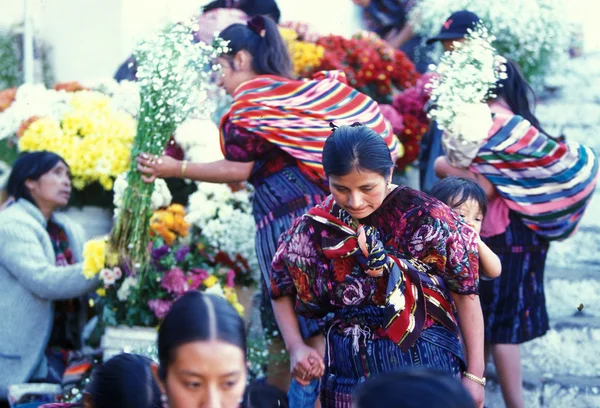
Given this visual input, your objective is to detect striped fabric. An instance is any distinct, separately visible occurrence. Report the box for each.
[471,112,599,241]
[220,71,400,186]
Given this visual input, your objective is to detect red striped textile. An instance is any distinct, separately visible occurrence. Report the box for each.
[220,71,400,186]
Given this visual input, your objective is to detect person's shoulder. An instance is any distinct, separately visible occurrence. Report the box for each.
[0,202,41,231]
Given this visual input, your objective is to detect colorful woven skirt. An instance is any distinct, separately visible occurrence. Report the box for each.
[480,211,550,344]
[321,320,464,408]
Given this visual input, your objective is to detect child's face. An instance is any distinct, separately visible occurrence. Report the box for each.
[452,198,483,234]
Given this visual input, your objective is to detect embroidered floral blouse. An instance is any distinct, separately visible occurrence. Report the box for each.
[222,120,298,187]
[270,186,479,330]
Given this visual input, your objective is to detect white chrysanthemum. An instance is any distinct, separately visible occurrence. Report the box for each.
[186,181,258,279]
[117,276,139,301]
[174,118,224,162]
[113,172,172,216]
[0,84,72,140]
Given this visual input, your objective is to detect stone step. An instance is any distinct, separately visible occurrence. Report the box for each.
[484,369,600,408]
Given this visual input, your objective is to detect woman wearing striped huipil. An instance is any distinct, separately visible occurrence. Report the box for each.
[435,59,598,408]
[137,15,399,401]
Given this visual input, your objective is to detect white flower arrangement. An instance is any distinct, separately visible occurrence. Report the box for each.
[82,78,141,118]
[173,118,224,163]
[408,0,571,85]
[0,84,72,140]
[427,24,505,168]
[186,183,259,279]
[117,276,140,301]
[113,172,172,217]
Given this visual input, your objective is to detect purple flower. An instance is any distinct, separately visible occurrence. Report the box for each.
[148,299,173,319]
[175,246,190,263]
[226,269,236,288]
[161,267,189,295]
[342,278,365,306]
[121,261,133,277]
[152,245,170,261]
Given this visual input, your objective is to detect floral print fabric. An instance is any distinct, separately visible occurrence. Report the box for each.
[270,186,479,328]
[221,120,298,187]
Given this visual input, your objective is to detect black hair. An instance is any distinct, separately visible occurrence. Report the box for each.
[242,381,289,408]
[157,291,246,379]
[88,353,161,408]
[219,15,292,78]
[6,151,69,205]
[203,0,281,23]
[493,59,554,138]
[429,177,488,217]
[323,123,394,179]
[353,369,476,408]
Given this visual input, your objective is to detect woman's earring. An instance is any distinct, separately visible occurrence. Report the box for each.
[161,394,169,408]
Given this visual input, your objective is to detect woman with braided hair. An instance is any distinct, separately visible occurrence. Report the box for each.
[270,124,486,407]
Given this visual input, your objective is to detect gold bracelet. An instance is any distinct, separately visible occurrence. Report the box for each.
[180,160,188,178]
[463,371,486,387]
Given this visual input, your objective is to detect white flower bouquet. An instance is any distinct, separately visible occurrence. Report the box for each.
[111,19,228,264]
[427,24,505,168]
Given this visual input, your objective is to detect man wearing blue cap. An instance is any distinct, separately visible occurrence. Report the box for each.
[419,10,482,193]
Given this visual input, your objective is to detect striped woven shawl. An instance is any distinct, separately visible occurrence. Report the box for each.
[220,71,399,187]
[471,112,599,241]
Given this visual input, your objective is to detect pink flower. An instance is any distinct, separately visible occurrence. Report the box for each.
[379,104,404,135]
[191,268,209,281]
[226,269,236,288]
[148,299,173,319]
[113,267,123,280]
[161,267,189,295]
[188,268,209,290]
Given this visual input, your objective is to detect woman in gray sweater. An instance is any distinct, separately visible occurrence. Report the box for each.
[0,151,99,401]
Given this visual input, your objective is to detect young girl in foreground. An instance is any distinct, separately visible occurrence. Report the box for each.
[430,177,501,280]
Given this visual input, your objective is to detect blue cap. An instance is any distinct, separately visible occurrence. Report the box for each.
[426,10,482,45]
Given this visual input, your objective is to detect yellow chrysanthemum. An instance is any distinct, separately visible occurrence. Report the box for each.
[18,90,136,191]
[203,275,219,288]
[279,26,324,77]
[82,238,107,279]
[96,288,106,297]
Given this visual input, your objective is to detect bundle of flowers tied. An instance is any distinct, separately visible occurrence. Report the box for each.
[78,20,257,330]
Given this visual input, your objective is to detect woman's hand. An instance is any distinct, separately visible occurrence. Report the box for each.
[136,153,181,183]
[461,376,485,408]
[289,343,325,385]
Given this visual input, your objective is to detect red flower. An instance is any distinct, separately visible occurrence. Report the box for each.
[332,256,355,282]
[17,116,41,138]
[53,81,87,92]
[289,265,313,303]
[0,87,17,112]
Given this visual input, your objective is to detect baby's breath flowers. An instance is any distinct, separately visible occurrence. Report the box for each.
[111,20,229,265]
[427,24,506,167]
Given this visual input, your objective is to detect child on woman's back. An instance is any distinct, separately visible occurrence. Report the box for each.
[430,177,501,280]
